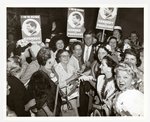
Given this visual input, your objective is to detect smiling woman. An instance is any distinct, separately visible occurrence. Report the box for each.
[113,62,144,116]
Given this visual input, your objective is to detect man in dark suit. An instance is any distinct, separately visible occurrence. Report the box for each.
[82,30,95,71]
[79,30,96,116]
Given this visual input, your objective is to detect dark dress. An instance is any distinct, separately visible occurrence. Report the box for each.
[7,75,30,116]
[26,70,62,116]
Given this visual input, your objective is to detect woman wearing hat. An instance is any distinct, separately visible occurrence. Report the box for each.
[113,26,123,47]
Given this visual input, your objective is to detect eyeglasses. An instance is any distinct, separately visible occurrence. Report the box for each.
[60,55,70,58]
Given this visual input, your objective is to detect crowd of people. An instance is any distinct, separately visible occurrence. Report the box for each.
[7,22,144,116]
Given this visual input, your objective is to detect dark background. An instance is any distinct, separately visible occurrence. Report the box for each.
[7,8,144,45]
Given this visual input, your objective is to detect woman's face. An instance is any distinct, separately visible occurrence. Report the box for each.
[59,51,70,64]
[97,32,103,42]
[98,48,108,61]
[116,70,133,91]
[100,59,110,74]
[124,54,137,67]
[56,40,65,50]
[113,30,121,39]
[109,38,117,50]
[73,45,82,58]
[45,51,55,70]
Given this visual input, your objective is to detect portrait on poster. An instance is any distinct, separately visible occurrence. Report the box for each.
[68,11,84,28]
[100,8,117,20]
[22,19,40,36]
[21,15,42,43]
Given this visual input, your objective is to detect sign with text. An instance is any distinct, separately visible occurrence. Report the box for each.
[20,15,42,44]
[96,8,118,31]
[67,8,85,38]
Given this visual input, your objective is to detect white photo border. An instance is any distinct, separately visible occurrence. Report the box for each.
[0,1,149,122]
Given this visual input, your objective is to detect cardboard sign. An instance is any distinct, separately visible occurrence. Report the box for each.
[96,8,118,31]
[67,8,85,38]
[20,15,42,44]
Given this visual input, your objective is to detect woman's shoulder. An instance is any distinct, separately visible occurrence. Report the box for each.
[97,74,105,79]
[7,75,24,87]
[97,75,105,83]
[54,63,62,70]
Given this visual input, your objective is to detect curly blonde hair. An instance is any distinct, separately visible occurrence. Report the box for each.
[114,62,137,80]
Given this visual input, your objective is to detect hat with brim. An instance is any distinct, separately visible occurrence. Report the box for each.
[114,26,122,30]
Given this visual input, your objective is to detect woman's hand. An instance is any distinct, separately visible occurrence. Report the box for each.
[103,99,113,110]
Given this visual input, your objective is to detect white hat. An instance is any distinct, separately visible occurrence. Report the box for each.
[30,44,41,57]
[115,89,144,116]
[114,26,122,30]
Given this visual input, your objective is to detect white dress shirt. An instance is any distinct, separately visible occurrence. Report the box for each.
[83,45,92,63]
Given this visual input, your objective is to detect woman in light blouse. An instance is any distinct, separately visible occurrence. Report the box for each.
[55,49,79,116]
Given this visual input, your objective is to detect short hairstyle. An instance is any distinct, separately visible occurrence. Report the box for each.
[26,21,37,28]
[130,31,139,37]
[70,42,83,54]
[37,47,52,66]
[114,62,137,79]
[83,30,95,37]
[73,13,81,20]
[55,49,71,63]
[49,35,69,52]
[123,48,141,67]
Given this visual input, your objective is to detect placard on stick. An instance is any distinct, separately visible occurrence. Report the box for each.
[67,8,85,38]
[96,8,118,31]
[20,15,42,44]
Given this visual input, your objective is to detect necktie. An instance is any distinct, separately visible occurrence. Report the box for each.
[85,47,89,62]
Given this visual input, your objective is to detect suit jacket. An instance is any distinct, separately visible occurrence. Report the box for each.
[82,44,95,64]
[82,44,95,71]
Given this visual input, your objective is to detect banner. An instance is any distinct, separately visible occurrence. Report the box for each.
[96,8,118,31]
[20,15,42,44]
[67,8,85,38]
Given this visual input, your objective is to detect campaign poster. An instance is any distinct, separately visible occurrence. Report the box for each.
[96,8,118,31]
[67,8,85,38]
[20,15,42,44]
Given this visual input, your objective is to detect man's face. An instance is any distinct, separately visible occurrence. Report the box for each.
[72,15,80,25]
[84,34,93,46]
[104,8,113,16]
[26,23,35,33]
[73,45,82,58]
[130,33,138,42]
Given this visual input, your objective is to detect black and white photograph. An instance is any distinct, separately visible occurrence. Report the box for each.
[6,7,144,117]
[0,0,150,122]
